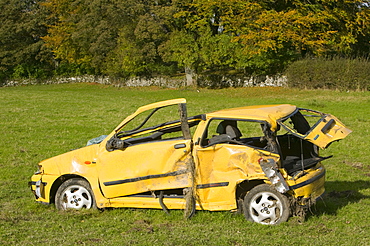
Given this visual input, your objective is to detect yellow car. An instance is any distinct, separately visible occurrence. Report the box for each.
[30,99,351,225]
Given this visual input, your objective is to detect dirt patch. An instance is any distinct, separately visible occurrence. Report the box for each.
[312,223,333,233]
[125,220,154,234]
[343,161,370,176]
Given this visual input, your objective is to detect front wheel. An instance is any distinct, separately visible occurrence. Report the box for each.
[55,178,96,210]
[243,184,290,225]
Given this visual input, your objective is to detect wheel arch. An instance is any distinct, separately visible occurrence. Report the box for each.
[49,174,90,204]
[235,179,266,211]
[236,179,266,198]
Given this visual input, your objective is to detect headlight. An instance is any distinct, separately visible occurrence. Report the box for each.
[34,164,44,175]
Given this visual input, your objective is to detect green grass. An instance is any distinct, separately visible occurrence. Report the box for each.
[0,84,369,245]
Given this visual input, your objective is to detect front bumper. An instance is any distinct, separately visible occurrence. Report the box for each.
[29,180,47,199]
[29,173,58,204]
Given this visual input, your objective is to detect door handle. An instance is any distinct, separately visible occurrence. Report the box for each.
[174,143,186,149]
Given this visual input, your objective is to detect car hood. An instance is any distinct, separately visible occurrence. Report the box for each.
[39,144,99,175]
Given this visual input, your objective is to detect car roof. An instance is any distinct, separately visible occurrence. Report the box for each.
[206,104,297,130]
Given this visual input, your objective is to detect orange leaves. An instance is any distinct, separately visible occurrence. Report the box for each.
[233,9,333,55]
[182,0,370,58]
[41,0,77,62]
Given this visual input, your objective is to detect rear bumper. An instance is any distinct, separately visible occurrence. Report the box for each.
[286,164,326,201]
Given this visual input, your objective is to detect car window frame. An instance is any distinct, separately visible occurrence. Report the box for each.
[199,117,275,151]
[277,108,325,138]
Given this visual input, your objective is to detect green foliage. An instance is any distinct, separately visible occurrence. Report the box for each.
[53,61,95,76]
[1,0,370,84]
[97,0,180,77]
[160,30,200,69]
[41,0,126,74]
[185,0,370,69]
[0,0,53,82]
[285,57,370,91]
[1,84,370,244]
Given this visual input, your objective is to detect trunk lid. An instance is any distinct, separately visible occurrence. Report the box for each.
[278,108,351,149]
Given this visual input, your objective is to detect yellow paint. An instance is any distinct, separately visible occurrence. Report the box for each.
[30,99,351,211]
[305,115,352,149]
[286,164,326,199]
[193,144,280,210]
[98,139,192,198]
[206,104,296,132]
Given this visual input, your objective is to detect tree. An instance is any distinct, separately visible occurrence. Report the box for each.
[7,0,367,84]
[106,0,179,77]
[0,0,52,81]
[157,0,245,84]
[158,30,198,85]
[232,0,370,56]
[41,0,126,75]
[179,0,370,74]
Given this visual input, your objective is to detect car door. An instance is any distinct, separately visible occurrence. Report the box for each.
[193,119,280,210]
[278,108,352,149]
[97,99,194,199]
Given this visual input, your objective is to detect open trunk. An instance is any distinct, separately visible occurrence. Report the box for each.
[277,134,331,175]
[275,108,351,175]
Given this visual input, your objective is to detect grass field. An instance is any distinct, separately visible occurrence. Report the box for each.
[0,84,369,245]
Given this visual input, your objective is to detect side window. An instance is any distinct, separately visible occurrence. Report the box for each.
[201,119,269,149]
[121,105,181,133]
[121,120,201,146]
[116,119,201,148]
[106,101,202,151]
[107,104,192,151]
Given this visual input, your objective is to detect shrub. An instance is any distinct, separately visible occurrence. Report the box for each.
[285,57,370,91]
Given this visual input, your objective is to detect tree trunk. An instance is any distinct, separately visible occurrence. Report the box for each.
[185,66,195,86]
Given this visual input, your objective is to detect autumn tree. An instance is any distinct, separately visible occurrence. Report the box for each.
[42,0,126,75]
[5,0,368,84]
[105,0,181,78]
[177,0,370,75]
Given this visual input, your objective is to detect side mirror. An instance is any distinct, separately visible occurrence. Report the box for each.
[106,137,127,151]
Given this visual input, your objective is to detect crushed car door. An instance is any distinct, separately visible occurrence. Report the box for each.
[193,119,281,210]
[97,99,195,199]
[277,108,352,149]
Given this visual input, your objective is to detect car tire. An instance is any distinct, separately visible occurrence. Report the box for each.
[55,178,96,210]
[243,184,290,225]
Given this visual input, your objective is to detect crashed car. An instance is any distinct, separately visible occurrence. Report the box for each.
[30,99,351,225]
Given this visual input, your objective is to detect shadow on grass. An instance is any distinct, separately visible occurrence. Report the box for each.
[307,180,370,218]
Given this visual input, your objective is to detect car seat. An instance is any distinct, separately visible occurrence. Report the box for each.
[216,120,242,140]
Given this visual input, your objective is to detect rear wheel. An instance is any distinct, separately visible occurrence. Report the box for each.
[243,184,290,225]
[55,178,96,210]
